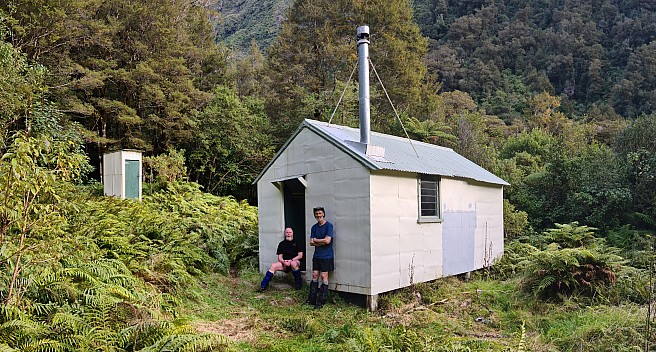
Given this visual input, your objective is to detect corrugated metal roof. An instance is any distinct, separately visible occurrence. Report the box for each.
[254,119,509,186]
[304,119,509,186]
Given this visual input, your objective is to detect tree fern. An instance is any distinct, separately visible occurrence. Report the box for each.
[522,246,624,299]
[543,221,597,248]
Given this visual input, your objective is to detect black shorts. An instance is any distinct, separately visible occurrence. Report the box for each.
[312,258,334,272]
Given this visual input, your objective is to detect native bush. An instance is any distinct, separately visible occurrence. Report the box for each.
[503,199,531,240]
[606,265,650,304]
[519,222,627,300]
[0,131,239,350]
[521,244,624,300]
[489,241,539,280]
[542,222,597,248]
[144,181,259,273]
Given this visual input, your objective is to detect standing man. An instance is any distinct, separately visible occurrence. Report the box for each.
[305,206,334,309]
[258,227,304,292]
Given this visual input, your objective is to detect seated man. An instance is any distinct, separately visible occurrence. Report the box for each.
[258,227,304,292]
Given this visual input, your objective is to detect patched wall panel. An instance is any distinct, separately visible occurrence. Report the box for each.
[441,178,504,274]
[442,210,476,276]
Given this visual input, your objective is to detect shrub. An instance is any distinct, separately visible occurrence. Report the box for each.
[503,199,531,240]
[520,245,624,300]
[489,240,539,279]
[542,222,597,248]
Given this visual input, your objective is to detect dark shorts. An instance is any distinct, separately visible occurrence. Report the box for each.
[312,258,334,272]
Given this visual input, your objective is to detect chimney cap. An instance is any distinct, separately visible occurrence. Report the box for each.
[357,26,370,40]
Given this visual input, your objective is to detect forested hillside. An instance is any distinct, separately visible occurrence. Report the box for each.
[214,0,291,50]
[1,0,655,350]
[219,0,656,121]
[414,0,656,121]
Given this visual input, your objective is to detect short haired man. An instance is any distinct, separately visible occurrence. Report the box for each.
[304,206,334,309]
[258,227,304,292]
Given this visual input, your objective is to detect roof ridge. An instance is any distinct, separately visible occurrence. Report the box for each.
[304,119,455,152]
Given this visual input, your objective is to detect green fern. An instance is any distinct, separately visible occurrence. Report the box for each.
[515,321,527,352]
[522,246,625,299]
[16,338,65,352]
[0,343,17,352]
[543,221,597,248]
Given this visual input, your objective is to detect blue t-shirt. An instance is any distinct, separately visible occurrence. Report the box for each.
[310,221,334,259]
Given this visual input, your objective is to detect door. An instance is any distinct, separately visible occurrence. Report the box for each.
[125,159,140,200]
[283,179,306,271]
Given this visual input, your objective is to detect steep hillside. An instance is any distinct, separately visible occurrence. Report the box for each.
[214,0,292,50]
[414,0,656,120]
[216,0,656,119]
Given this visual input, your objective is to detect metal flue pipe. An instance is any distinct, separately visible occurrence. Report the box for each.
[357,26,371,145]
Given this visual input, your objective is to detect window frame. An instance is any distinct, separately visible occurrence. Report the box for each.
[417,174,442,223]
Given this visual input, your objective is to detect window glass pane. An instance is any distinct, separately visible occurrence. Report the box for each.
[419,174,439,218]
[421,207,436,216]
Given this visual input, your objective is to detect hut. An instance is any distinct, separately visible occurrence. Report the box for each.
[255,26,508,310]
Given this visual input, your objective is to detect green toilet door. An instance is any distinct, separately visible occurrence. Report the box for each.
[125,159,140,199]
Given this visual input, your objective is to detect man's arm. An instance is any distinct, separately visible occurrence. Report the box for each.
[278,254,285,264]
[311,236,332,246]
[293,251,303,261]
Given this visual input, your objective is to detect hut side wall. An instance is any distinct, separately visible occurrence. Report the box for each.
[369,173,505,295]
[441,178,504,274]
[257,128,372,295]
[369,171,443,295]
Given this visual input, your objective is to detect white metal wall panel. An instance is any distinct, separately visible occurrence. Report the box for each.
[303,130,337,174]
[369,171,443,295]
[257,180,285,273]
[103,152,119,197]
[331,166,371,293]
[473,194,504,268]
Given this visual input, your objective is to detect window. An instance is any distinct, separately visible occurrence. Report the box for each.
[418,174,440,221]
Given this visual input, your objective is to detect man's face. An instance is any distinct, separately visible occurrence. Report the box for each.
[314,210,325,222]
[284,228,294,241]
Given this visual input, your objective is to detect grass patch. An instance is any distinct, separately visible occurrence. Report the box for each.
[182,270,652,351]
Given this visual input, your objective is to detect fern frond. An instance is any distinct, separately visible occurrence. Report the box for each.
[50,312,90,335]
[141,333,230,352]
[16,338,65,352]
[515,321,527,352]
[0,343,17,352]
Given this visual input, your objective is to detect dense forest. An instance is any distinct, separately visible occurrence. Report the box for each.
[1,0,655,350]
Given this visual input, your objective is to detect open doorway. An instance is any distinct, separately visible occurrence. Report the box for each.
[283,178,306,271]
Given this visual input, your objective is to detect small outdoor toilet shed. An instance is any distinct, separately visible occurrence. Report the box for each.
[102,150,143,201]
[256,26,509,310]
